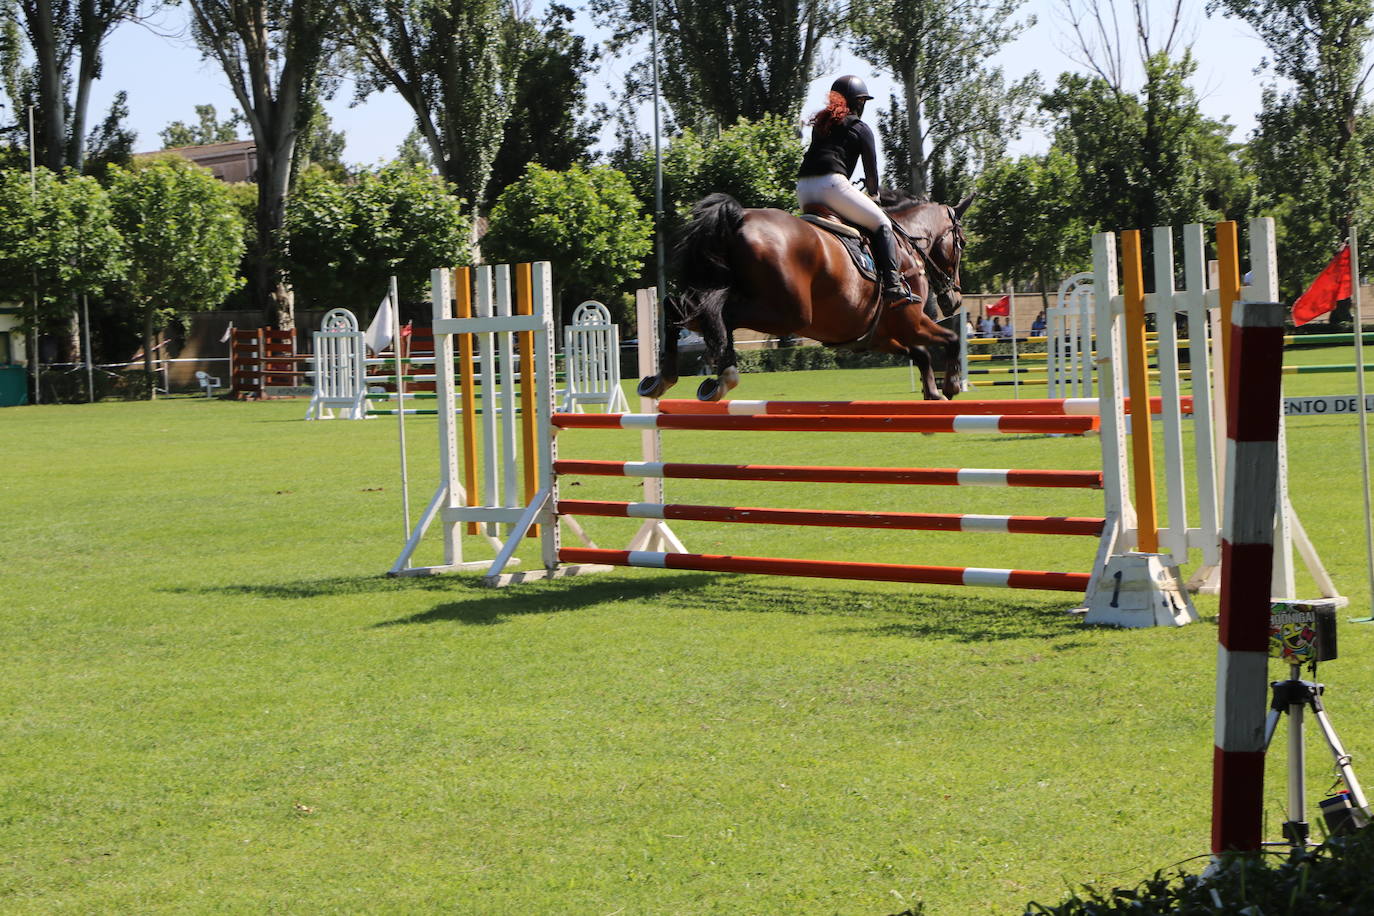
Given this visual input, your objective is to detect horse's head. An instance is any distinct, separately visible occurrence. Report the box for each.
[884,192,973,320]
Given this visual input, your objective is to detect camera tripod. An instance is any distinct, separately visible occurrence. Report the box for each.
[1263,664,1371,847]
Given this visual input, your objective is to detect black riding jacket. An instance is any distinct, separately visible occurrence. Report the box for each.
[798,115,879,188]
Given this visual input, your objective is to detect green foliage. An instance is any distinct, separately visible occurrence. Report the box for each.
[484,162,652,320]
[0,166,125,331]
[293,99,349,181]
[346,0,520,210]
[616,114,803,234]
[592,0,837,133]
[83,91,137,174]
[849,0,1038,199]
[106,155,245,393]
[1042,53,1241,234]
[1211,0,1374,304]
[107,156,245,312]
[393,128,433,171]
[484,3,597,208]
[283,163,471,312]
[969,149,1090,290]
[1028,832,1374,913]
[160,103,244,149]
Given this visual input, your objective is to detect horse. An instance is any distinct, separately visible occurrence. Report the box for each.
[638,191,973,402]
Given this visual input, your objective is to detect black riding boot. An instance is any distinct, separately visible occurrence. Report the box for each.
[873,224,917,306]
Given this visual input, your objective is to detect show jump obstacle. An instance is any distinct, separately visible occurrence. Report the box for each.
[391,229,1340,626]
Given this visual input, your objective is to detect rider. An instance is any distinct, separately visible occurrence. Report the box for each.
[797,75,913,305]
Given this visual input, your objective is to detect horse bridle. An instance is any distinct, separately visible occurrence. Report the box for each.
[895,205,964,308]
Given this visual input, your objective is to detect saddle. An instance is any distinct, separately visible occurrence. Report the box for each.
[799,204,923,291]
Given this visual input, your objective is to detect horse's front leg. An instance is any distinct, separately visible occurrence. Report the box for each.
[909,346,948,401]
[695,311,740,402]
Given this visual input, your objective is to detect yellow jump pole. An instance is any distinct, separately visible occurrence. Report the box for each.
[515,263,540,534]
[1121,230,1159,553]
[1216,220,1242,385]
[454,266,480,535]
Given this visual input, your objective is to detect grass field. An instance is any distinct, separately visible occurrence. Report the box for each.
[3,351,1374,914]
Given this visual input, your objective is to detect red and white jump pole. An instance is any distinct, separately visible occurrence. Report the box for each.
[1212,299,1288,854]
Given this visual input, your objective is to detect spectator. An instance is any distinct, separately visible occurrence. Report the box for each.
[978,313,994,336]
[1002,320,1016,339]
[991,317,1003,337]
[1031,310,1047,335]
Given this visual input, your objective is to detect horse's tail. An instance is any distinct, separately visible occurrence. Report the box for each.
[673,193,745,325]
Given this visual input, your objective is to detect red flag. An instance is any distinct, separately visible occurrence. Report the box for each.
[986,295,1010,316]
[400,321,413,338]
[1293,244,1351,326]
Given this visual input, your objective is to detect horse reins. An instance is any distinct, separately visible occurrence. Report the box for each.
[894,205,964,302]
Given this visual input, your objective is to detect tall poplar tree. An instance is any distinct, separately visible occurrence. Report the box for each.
[850,0,1037,199]
[188,0,341,330]
[344,0,523,211]
[592,0,838,132]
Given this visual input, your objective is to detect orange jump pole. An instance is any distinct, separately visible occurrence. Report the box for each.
[1216,220,1242,386]
[454,267,480,535]
[553,459,1104,489]
[656,397,1190,417]
[1120,229,1159,553]
[551,413,1100,435]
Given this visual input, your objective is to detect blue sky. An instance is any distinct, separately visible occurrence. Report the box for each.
[85,0,1273,174]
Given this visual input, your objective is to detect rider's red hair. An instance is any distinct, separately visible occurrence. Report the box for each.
[809,91,850,136]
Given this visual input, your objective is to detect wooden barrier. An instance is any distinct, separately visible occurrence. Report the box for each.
[229,327,300,399]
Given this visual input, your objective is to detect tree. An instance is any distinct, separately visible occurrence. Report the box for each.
[484,3,598,206]
[344,0,522,211]
[283,163,472,313]
[849,0,1038,199]
[1210,0,1374,307]
[106,156,245,397]
[968,149,1090,304]
[592,0,838,132]
[8,0,145,173]
[483,163,653,326]
[160,103,244,148]
[187,0,342,330]
[1042,53,1239,234]
[659,114,802,220]
[0,166,125,361]
[292,99,348,180]
[394,127,432,170]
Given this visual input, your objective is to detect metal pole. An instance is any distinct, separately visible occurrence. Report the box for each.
[29,106,40,405]
[650,0,667,333]
[1350,229,1374,614]
[82,294,94,402]
[392,276,411,539]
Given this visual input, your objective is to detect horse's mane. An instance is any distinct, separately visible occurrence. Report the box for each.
[876,187,929,210]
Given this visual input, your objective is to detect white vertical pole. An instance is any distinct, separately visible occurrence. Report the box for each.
[1184,226,1221,576]
[475,268,499,520]
[392,276,410,538]
[1093,232,1132,535]
[494,266,519,510]
[431,268,461,567]
[533,263,560,570]
[28,105,40,405]
[1152,226,1188,562]
[1350,228,1374,613]
[637,288,665,506]
[1009,284,1019,397]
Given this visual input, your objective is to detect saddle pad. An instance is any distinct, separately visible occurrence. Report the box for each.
[800,213,863,238]
[800,214,876,281]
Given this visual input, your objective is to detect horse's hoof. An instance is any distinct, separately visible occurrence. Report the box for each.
[719,366,740,393]
[696,377,725,401]
[637,375,675,399]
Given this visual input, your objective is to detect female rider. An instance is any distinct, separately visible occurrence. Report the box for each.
[797,75,913,305]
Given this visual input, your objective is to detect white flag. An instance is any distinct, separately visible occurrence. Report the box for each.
[364,293,394,354]
[219,321,234,343]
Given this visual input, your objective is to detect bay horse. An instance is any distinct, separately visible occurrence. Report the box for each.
[638,190,973,402]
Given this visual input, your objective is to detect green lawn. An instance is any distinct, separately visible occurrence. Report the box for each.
[3,357,1373,914]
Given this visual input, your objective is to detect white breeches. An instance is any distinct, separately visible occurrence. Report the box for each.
[797,173,889,233]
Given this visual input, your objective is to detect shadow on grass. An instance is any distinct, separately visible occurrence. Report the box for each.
[171,569,1092,641]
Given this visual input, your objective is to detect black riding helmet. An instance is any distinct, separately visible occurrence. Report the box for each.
[830,75,874,106]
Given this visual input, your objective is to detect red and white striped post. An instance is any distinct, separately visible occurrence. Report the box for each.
[1212,299,1288,854]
